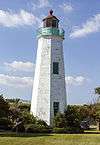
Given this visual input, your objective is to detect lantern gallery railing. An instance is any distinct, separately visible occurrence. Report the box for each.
[37,27,65,39]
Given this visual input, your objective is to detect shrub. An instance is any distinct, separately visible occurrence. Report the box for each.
[25,124,52,133]
[21,111,37,125]
[53,105,84,133]
[0,95,9,118]
[18,103,30,112]
[52,127,83,134]
[25,124,35,133]
[0,117,11,130]
[64,105,81,128]
[36,119,49,128]
[16,124,25,133]
[53,127,67,133]
[53,113,66,128]
[12,119,25,133]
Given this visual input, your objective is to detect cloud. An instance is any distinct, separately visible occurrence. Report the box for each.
[4,61,35,72]
[38,0,50,8]
[59,3,73,13]
[0,9,40,27]
[70,13,100,38]
[65,76,88,86]
[32,0,50,10]
[0,74,33,88]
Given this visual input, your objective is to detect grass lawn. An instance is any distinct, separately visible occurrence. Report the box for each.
[0,133,100,145]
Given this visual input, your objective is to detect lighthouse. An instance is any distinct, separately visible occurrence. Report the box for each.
[31,10,66,125]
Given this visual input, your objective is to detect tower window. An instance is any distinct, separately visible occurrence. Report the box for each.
[53,62,59,74]
[53,102,59,116]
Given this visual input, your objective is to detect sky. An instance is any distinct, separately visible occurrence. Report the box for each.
[0,0,100,104]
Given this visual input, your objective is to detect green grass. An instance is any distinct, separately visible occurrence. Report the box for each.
[0,133,100,145]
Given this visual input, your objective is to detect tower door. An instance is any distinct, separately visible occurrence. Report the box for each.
[53,102,59,116]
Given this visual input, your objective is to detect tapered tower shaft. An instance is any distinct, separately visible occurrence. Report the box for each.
[31,10,66,125]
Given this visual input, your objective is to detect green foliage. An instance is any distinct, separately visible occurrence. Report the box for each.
[53,105,82,133]
[9,106,21,123]
[25,124,36,133]
[15,122,25,133]
[0,95,11,129]
[24,118,51,133]
[94,103,100,121]
[0,117,11,130]
[53,113,65,128]
[53,127,67,133]
[95,87,100,95]
[0,94,9,118]
[64,105,81,128]
[0,117,10,125]
[36,119,49,128]
[25,124,51,133]
[78,104,96,120]
[1,94,100,133]
[21,111,37,125]
[7,98,20,104]
[18,103,30,112]
[53,127,83,133]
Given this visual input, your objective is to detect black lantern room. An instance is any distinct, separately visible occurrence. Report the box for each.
[43,10,59,28]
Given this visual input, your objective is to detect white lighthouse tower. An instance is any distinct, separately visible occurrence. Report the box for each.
[31,10,66,125]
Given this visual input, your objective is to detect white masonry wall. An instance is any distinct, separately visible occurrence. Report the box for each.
[50,37,66,124]
[31,37,51,125]
[31,36,66,125]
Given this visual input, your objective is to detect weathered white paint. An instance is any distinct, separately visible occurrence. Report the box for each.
[31,35,66,125]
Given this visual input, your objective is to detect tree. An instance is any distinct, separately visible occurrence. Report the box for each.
[64,105,81,128]
[95,87,100,103]
[94,87,100,130]
[53,105,83,133]
[21,111,36,125]
[0,94,10,129]
[0,94,9,118]
[78,104,96,121]
[95,87,100,95]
